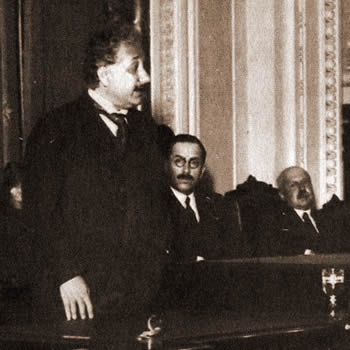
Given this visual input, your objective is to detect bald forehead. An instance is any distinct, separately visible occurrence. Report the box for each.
[278,166,311,189]
[284,167,309,181]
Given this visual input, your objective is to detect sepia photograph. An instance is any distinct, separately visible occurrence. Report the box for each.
[1,0,350,348]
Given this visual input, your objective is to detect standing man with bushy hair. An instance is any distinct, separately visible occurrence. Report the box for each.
[23,21,168,321]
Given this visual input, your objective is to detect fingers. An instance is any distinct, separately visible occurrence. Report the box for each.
[59,276,94,321]
[60,288,76,321]
[76,296,86,320]
[61,294,72,321]
[76,288,93,320]
[83,294,94,319]
[70,298,78,320]
[61,294,93,321]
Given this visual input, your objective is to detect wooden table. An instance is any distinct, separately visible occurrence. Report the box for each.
[1,254,350,349]
[0,309,350,349]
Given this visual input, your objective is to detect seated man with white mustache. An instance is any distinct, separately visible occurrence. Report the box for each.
[163,134,226,263]
[257,166,343,257]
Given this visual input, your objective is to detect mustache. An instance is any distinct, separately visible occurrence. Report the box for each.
[135,84,149,92]
[297,190,310,200]
[177,174,194,181]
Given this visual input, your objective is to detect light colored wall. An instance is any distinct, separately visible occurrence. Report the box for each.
[197,0,234,193]
[151,0,343,205]
[198,0,298,192]
[196,0,342,204]
[234,0,278,186]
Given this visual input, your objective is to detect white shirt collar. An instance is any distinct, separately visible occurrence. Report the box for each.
[88,89,128,137]
[170,187,200,222]
[88,89,128,115]
[294,208,311,220]
[99,115,119,136]
[294,208,319,233]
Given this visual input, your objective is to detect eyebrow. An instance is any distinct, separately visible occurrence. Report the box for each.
[116,54,140,65]
[173,155,201,160]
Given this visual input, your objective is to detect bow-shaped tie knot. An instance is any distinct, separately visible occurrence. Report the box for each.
[99,111,128,153]
[94,101,128,127]
[107,113,128,127]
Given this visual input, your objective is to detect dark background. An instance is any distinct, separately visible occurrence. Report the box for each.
[0,0,149,170]
[343,104,350,201]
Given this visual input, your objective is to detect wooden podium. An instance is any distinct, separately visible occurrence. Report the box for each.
[1,254,350,349]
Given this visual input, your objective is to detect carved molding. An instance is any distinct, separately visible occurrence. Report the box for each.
[151,0,197,134]
[150,0,343,199]
[324,0,342,200]
[158,0,176,126]
[295,0,307,168]
[187,0,200,136]
[150,0,176,127]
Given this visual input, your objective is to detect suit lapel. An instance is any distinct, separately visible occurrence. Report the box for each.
[283,207,322,252]
[166,189,199,261]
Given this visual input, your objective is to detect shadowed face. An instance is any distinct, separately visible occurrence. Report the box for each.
[166,142,205,195]
[9,184,22,210]
[279,167,315,210]
[97,42,150,109]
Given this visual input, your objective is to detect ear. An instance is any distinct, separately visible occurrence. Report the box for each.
[96,66,110,87]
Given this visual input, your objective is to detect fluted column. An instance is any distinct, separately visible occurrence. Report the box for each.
[150,0,343,204]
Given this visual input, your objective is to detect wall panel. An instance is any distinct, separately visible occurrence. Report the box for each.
[151,0,342,204]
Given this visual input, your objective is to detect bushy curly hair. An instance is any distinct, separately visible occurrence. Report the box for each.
[84,21,142,89]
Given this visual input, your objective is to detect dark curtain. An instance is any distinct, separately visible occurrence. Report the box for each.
[21,0,110,144]
[0,0,22,173]
[0,0,149,168]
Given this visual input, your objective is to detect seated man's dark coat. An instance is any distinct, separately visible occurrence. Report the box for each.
[23,94,169,318]
[0,206,33,288]
[256,201,345,257]
[164,189,226,262]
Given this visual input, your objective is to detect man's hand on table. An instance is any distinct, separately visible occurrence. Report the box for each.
[59,275,94,321]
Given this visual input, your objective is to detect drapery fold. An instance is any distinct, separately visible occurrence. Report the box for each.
[0,1,22,171]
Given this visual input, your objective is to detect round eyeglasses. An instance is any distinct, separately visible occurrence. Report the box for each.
[172,156,202,169]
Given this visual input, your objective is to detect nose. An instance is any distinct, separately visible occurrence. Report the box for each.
[183,162,190,174]
[138,65,150,85]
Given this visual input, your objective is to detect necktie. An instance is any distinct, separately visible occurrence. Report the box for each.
[302,212,318,235]
[104,113,128,154]
[185,196,198,225]
[93,99,129,151]
[302,212,320,252]
[181,196,198,261]
[107,113,128,139]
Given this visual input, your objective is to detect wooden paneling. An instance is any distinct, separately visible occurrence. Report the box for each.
[0,1,22,168]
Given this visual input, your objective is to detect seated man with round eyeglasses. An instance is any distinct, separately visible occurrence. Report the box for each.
[162,134,227,263]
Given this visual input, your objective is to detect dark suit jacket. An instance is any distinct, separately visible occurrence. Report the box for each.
[256,203,343,257]
[23,94,169,317]
[157,189,234,311]
[164,188,226,263]
[0,207,34,288]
